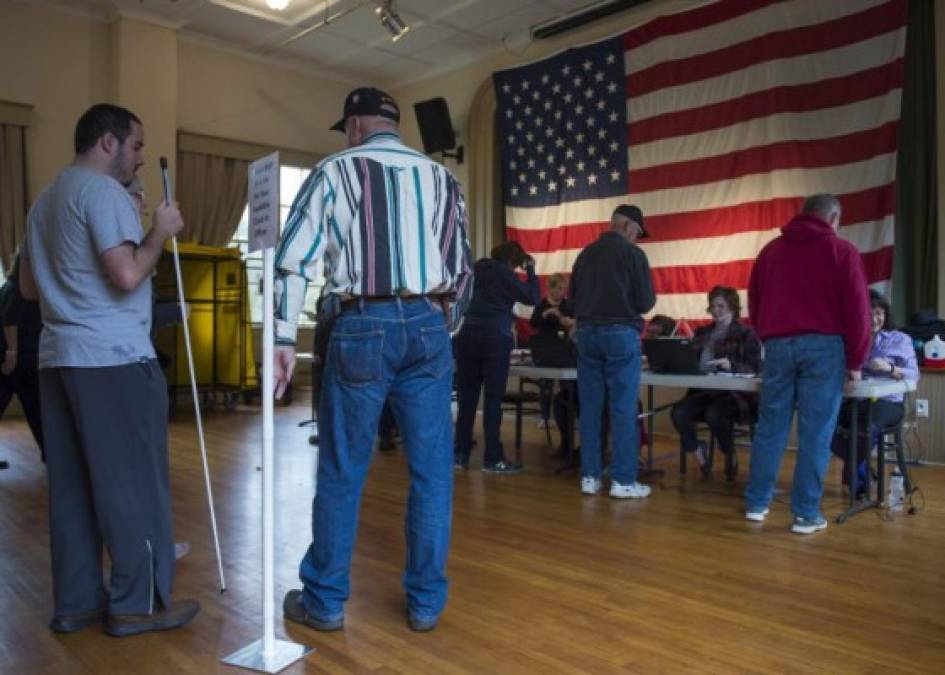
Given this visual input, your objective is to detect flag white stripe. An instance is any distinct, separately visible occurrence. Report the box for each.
[627,30,905,124]
[630,89,902,170]
[507,153,896,229]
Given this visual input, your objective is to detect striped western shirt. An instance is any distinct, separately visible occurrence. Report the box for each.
[274,131,474,344]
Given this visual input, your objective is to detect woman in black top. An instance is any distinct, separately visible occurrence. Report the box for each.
[669,286,762,479]
[454,241,540,473]
[0,254,44,460]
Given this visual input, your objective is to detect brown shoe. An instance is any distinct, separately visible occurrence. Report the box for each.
[50,609,106,634]
[106,599,200,637]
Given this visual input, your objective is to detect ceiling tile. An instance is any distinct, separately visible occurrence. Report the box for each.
[396,0,470,20]
[185,3,285,47]
[380,16,460,55]
[279,28,364,61]
[472,3,566,38]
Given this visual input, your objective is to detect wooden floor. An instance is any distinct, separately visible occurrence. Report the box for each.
[2,398,944,674]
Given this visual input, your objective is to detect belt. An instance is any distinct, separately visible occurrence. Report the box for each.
[339,294,449,310]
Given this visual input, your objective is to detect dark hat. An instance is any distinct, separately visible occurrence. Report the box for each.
[330,87,400,132]
[613,204,648,238]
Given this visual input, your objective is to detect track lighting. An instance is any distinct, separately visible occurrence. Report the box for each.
[376,1,410,42]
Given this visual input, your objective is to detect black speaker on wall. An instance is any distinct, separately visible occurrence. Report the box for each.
[414,97,463,163]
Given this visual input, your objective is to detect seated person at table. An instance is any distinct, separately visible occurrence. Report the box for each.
[530,273,574,428]
[830,289,919,496]
[531,273,574,338]
[669,286,762,477]
[454,241,540,473]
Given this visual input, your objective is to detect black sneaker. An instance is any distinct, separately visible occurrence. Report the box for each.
[481,460,523,474]
[282,589,343,631]
[453,455,469,471]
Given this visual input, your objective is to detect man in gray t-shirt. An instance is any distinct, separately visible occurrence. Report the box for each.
[19,103,199,637]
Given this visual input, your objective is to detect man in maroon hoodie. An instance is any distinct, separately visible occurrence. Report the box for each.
[744,194,870,535]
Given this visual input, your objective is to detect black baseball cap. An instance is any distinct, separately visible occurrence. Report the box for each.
[330,87,401,132]
[613,204,648,238]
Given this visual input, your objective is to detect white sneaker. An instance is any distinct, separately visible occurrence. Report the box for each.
[609,481,651,499]
[745,507,769,522]
[581,476,602,495]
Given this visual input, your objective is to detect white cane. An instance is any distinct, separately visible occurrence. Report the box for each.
[160,156,226,593]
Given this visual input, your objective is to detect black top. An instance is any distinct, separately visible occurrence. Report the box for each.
[569,231,656,331]
[530,297,574,336]
[0,256,42,357]
[462,258,541,337]
[691,320,763,374]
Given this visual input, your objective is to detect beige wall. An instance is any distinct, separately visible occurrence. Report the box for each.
[0,2,110,199]
[0,0,355,205]
[176,40,351,167]
[111,17,179,209]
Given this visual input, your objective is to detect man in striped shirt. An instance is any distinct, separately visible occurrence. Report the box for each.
[274,87,473,633]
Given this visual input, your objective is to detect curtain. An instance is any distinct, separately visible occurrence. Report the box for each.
[466,77,505,259]
[0,123,27,272]
[176,151,249,247]
[893,0,938,324]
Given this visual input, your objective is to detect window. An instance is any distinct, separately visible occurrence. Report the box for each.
[230,164,324,325]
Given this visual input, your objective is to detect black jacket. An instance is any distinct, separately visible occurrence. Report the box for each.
[462,258,540,337]
[569,231,656,331]
[692,320,762,374]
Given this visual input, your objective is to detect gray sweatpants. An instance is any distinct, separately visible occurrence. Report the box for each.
[40,359,174,617]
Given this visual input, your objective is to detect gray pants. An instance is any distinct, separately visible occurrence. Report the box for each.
[40,360,174,617]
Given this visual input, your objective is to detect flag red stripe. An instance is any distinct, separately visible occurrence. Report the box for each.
[650,247,892,295]
[627,0,907,98]
[622,0,786,51]
[629,122,899,193]
[507,184,896,251]
[629,59,903,146]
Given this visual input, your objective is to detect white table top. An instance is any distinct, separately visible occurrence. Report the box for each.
[508,365,916,399]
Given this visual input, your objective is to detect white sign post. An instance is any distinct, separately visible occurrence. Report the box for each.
[223,152,311,673]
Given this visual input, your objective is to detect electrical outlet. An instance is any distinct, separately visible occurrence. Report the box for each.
[916,399,929,418]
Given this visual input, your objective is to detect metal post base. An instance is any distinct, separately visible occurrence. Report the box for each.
[222,638,312,673]
[836,498,881,524]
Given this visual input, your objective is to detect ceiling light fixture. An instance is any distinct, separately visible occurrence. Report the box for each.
[375,0,409,42]
[266,0,291,10]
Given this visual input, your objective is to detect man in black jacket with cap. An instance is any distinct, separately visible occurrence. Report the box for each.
[569,203,655,499]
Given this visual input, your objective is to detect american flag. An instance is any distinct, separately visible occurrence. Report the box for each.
[493,0,907,324]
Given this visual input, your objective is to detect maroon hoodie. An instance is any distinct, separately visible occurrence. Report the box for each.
[748,213,871,370]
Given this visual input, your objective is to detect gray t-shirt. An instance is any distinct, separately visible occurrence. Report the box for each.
[23,166,156,368]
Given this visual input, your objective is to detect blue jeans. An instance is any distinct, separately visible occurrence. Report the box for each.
[576,324,641,484]
[298,298,454,622]
[745,334,845,520]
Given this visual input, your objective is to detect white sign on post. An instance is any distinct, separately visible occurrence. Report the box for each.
[248,151,280,253]
[223,152,312,672]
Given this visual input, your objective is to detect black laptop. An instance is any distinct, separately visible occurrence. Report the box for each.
[643,338,702,374]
